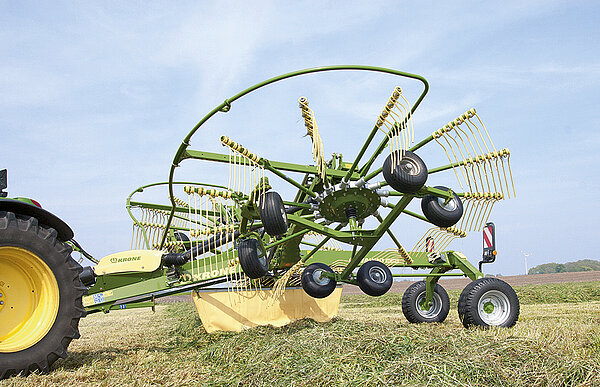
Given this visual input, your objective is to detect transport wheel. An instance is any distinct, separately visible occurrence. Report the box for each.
[421,186,463,228]
[237,239,268,279]
[258,191,288,237]
[401,281,450,323]
[0,212,86,379]
[382,150,428,193]
[356,260,393,296]
[458,278,519,328]
[301,263,336,298]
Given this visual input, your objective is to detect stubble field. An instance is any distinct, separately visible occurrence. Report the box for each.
[2,281,600,386]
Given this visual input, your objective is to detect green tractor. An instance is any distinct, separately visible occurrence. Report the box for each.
[0,66,519,378]
[0,169,86,377]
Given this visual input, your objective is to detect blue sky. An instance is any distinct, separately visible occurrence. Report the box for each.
[2,1,599,275]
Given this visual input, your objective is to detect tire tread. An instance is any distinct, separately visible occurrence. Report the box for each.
[0,211,85,379]
[457,278,519,328]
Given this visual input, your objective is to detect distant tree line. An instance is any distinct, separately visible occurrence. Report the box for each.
[528,259,600,275]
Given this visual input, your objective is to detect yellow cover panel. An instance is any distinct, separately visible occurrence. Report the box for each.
[94,250,162,275]
[192,287,342,333]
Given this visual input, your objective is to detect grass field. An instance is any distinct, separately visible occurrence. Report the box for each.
[2,281,600,386]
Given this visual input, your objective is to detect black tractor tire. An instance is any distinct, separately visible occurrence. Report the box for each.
[356,260,393,296]
[301,263,336,299]
[382,150,428,193]
[237,239,268,279]
[258,191,288,237]
[401,281,450,323]
[458,278,519,328]
[421,186,463,228]
[0,211,86,379]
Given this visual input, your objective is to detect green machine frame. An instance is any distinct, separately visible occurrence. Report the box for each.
[83,66,500,314]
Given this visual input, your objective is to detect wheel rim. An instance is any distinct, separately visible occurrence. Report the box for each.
[368,266,387,284]
[436,196,457,212]
[415,292,442,318]
[279,206,287,225]
[255,246,267,268]
[0,247,60,353]
[477,290,510,326]
[399,158,420,176]
[312,269,330,286]
[278,197,287,226]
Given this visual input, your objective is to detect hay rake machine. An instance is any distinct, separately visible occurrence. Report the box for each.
[0,66,519,378]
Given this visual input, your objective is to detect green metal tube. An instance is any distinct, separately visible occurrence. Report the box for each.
[409,134,435,152]
[264,229,311,249]
[338,195,414,279]
[262,163,317,198]
[364,167,383,182]
[300,231,339,264]
[428,159,468,174]
[375,214,403,251]
[401,209,429,222]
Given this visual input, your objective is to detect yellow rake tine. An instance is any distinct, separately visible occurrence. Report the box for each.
[505,152,516,197]
[462,116,487,156]
[445,133,476,191]
[412,227,438,252]
[451,123,477,162]
[493,157,507,199]
[499,156,511,199]
[484,158,500,194]
[398,93,414,145]
[481,198,499,228]
[433,234,449,253]
[469,198,488,232]
[473,112,498,153]
[470,162,486,193]
[434,136,466,190]
[461,197,478,232]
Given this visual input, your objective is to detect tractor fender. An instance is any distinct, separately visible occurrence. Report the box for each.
[0,198,74,241]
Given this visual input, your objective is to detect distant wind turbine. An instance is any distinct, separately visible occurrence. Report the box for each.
[521,251,531,275]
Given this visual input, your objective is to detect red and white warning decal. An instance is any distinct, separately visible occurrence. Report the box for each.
[483,225,494,249]
[426,236,434,253]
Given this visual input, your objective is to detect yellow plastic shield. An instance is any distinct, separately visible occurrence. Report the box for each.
[192,287,342,333]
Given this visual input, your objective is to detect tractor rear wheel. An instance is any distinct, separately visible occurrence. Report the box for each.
[0,211,86,379]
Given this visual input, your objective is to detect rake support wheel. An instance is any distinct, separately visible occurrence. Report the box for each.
[0,211,86,379]
[402,281,450,323]
[258,191,288,237]
[237,239,269,279]
[356,260,393,296]
[382,150,428,194]
[421,186,463,228]
[301,263,336,299]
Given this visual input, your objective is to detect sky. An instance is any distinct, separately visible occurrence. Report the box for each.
[1,1,599,276]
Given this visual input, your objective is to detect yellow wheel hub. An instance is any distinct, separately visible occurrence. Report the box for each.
[0,247,59,353]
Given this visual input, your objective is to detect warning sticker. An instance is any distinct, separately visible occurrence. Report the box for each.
[483,225,493,249]
[92,293,105,304]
